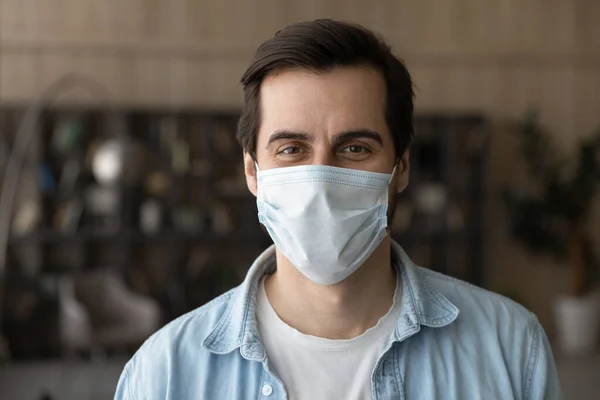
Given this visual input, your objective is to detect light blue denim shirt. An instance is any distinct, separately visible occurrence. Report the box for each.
[115,241,562,399]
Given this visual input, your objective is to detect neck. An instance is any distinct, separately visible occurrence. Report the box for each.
[264,235,397,340]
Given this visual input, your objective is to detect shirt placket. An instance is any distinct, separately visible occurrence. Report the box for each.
[258,363,288,400]
[371,315,421,400]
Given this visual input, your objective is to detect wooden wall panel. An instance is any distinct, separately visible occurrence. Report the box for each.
[0,0,597,54]
[0,0,597,144]
[574,70,600,137]
[574,0,600,53]
[0,53,41,101]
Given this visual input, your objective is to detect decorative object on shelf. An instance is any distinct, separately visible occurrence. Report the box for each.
[91,137,146,186]
[83,185,120,230]
[12,199,41,235]
[74,269,161,349]
[53,199,84,233]
[172,205,205,234]
[413,182,447,233]
[139,199,163,234]
[144,171,170,197]
[160,117,190,175]
[57,275,92,355]
[502,111,600,355]
[159,116,178,153]
[39,163,56,194]
[51,116,85,153]
[171,137,190,175]
[414,183,447,214]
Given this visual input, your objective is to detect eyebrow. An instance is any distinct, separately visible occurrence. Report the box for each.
[267,131,313,147]
[267,129,383,147]
[332,130,383,146]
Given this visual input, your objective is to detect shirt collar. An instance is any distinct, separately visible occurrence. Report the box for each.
[202,240,459,360]
[390,240,460,342]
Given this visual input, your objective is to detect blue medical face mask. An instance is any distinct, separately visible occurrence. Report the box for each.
[256,164,396,285]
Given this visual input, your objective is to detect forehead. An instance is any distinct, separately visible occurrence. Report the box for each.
[258,66,390,140]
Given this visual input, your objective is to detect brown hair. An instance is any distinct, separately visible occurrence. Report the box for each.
[237,19,414,160]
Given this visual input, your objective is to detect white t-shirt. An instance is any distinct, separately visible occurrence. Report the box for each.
[256,277,402,400]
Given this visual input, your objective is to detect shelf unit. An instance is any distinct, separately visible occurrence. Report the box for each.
[0,106,488,360]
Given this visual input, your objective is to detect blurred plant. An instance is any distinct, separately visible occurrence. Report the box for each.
[502,111,600,296]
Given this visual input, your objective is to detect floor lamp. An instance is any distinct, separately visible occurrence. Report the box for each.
[0,73,118,361]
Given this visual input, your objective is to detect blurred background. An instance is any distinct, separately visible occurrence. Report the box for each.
[0,0,599,399]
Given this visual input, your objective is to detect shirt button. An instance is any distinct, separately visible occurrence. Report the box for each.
[262,384,273,396]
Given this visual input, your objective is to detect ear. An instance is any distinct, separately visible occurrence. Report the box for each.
[244,152,258,197]
[395,150,410,193]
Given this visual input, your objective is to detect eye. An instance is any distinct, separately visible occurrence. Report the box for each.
[279,146,301,155]
[341,145,368,153]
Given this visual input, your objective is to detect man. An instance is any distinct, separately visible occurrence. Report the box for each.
[115,19,561,400]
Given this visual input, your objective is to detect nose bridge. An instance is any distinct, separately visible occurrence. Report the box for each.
[312,152,334,166]
[312,133,335,166]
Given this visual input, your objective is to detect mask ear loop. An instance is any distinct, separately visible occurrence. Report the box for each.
[253,163,262,198]
[388,158,401,185]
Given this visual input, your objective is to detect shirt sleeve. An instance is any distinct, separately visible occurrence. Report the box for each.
[114,359,136,400]
[525,315,563,400]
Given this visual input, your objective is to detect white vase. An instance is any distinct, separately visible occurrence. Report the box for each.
[554,293,600,355]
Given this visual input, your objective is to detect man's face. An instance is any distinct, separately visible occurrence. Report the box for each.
[244,65,409,199]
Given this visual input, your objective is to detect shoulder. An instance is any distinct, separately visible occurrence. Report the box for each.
[116,288,237,399]
[416,265,534,328]
[414,266,560,398]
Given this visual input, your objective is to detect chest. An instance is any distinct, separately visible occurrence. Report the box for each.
[265,346,384,400]
[163,331,521,400]
[195,349,515,400]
